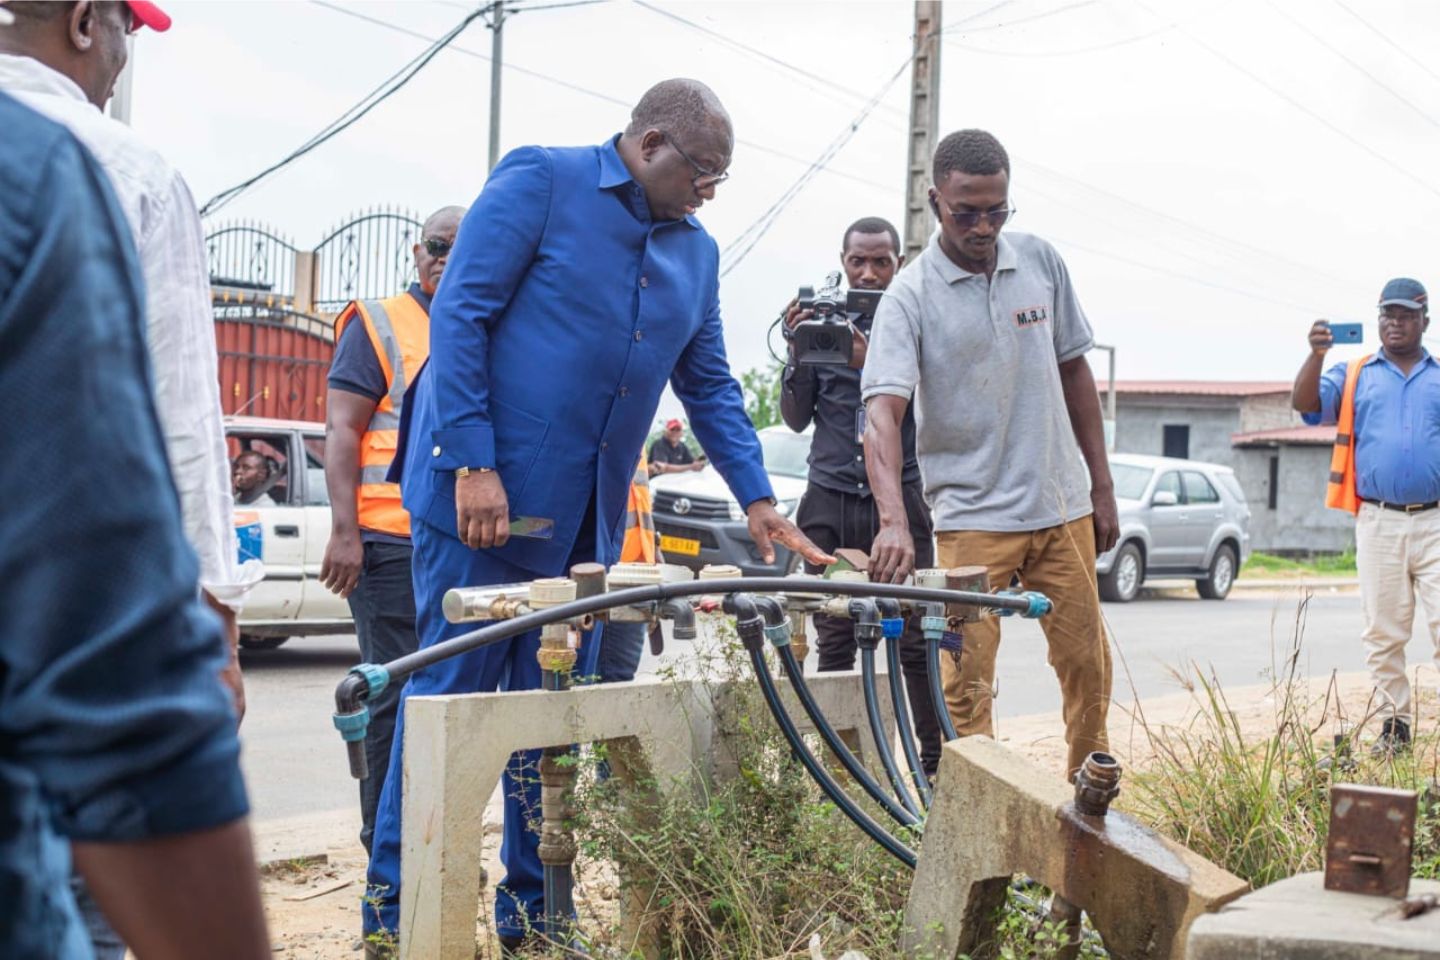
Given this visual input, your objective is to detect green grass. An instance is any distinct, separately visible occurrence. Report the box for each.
[1127,611,1438,889]
[1241,550,1357,577]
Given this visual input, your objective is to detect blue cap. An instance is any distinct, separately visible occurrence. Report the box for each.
[1378,277,1428,310]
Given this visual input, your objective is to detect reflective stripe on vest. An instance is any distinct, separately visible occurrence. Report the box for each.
[334,293,430,536]
[621,454,657,563]
[1324,353,1371,515]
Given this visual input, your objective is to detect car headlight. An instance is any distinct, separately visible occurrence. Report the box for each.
[728,501,744,521]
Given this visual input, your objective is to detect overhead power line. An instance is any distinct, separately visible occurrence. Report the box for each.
[1330,0,1440,88]
[1266,0,1440,133]
[200,3,488,216]
[719,54,915,277]
[308,0,897,197]
[1163,14,1440,205]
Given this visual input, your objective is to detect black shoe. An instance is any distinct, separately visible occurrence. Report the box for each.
[1376,716,1412,755]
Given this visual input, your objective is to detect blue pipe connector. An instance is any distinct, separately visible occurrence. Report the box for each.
[332,704,370,742]
[881,617,905,639]
[994,590,1053,619]
[351,662,391,700]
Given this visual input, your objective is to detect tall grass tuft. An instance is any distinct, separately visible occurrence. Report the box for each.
[1125,597,1440,888]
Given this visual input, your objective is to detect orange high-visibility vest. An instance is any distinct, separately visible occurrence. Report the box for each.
[621,454,658,563]
[1325,353,1372,515]
[334,292,430,536]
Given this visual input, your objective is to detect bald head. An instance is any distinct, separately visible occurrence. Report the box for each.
[414,205,466,297]
[423,205,467,236]
[626,78,732,151]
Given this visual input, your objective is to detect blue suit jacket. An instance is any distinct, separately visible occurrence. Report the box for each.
[394,138,773,575]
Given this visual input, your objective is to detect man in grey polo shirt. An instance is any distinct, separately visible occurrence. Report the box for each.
[861,128,1118,778]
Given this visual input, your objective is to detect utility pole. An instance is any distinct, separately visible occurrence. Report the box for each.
[902,1,942,261]
[488,0,506,172]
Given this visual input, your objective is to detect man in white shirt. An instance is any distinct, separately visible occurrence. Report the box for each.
[0,1,258,714]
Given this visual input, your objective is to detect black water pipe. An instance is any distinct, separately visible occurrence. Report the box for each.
[748,596,919,829]
[725,594,918,870]
[333,579,1048,780]
[921,605,961,743]
[852,599,921,820]
[875,597,931,809]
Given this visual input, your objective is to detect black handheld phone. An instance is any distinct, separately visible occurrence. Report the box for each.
[1329,322,1363,344]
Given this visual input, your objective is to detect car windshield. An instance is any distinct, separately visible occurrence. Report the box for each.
[1111,462,1154,501]
[761,430,811,479]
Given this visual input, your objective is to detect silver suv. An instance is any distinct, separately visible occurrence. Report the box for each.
[1096,453,1252,603]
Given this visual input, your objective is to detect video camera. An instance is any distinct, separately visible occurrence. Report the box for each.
[786,271,883,366]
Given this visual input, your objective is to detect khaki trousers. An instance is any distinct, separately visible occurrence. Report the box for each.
[1356,501,1440,721]
[937,516,1112,777]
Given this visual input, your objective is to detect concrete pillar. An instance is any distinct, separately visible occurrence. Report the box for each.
[902,736,1247,959]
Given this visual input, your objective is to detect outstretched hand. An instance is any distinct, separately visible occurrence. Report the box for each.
[746,501,836,567]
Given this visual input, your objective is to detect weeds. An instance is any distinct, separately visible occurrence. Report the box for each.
[1125,600,1439,888]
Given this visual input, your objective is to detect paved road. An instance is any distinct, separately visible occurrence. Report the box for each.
[239,586,1433,846]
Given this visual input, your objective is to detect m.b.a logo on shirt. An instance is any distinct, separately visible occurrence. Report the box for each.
[1014,305,1050,328]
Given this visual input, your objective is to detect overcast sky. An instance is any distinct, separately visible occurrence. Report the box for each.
[130,0,1440,418]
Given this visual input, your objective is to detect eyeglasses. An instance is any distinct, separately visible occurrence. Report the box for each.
[660,131,730,189]
[422,238,453,258]
[934,195,1016,230]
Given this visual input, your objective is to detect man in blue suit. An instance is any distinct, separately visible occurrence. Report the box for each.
[366,78,832,952]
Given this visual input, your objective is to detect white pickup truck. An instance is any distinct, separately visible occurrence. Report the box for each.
[226,416,353,650]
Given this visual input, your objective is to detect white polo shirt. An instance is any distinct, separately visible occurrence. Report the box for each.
[861,231,1095,532]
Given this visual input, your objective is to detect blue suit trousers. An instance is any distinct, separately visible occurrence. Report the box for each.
[364,518,603,940]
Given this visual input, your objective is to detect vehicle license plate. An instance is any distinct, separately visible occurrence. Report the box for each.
[660,534,701,557]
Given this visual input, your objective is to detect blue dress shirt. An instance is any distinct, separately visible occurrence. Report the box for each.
[395,137,772,573]
[1304,350,1440,503]
[0,94,248,959]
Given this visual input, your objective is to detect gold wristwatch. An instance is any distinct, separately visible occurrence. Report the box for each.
[455,466,494,479]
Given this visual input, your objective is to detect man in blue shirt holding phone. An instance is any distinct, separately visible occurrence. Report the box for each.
[366,78,832,952]
[1293,278,1440,752]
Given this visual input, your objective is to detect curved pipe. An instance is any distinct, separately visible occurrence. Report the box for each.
[748,596,918,829]
[852,599,921,820]
[875,597,931,809]
[659,597,696,640]
[333,578,1044,779]
[727,594,918,869]
[925,627,961,743]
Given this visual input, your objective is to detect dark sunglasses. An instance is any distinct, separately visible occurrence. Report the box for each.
[932,195,1016,230]
[422,238,453,258]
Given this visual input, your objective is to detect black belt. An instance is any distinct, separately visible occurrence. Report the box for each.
[1361,498,1439,513]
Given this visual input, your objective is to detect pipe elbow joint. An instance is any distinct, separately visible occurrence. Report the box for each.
[659,598,697,640]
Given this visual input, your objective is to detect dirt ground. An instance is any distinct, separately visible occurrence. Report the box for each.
[258,664,1440,958]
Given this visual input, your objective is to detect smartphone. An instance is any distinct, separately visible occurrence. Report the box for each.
[1328,322,1363,344]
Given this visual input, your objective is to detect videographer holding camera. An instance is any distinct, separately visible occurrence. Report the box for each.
[780,216,942,776]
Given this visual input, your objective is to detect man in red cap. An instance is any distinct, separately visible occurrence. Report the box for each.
[648,417,706,476]
[0,4,263,957]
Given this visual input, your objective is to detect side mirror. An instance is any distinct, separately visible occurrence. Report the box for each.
[1152,490,1179,507]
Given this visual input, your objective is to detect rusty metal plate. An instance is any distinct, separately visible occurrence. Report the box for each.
[1325,784,1418,898]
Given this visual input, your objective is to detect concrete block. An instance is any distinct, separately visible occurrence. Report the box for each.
[398,671,889,960]
[1187,872,1440,959]
[903,737,1248,959]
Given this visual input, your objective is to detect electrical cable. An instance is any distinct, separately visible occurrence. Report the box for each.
[1265,0,1440,133]
[1155,7,1440,205]
[943,0,1099,36]
[200,3,489,216]
[308,0,898,197]
[1330,0,1440,89]
[719,54,913,277]
[946,22,1173,58]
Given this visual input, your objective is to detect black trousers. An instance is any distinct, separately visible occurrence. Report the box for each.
[347,539,420,855]
[796,481,942,774]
